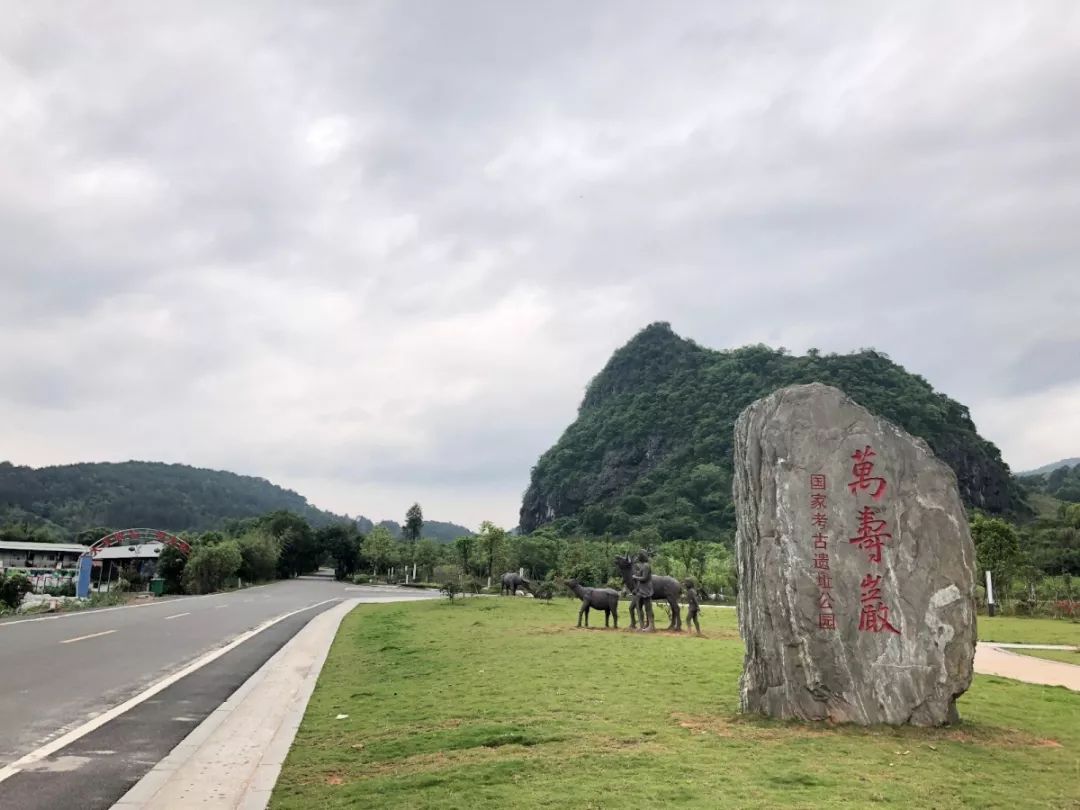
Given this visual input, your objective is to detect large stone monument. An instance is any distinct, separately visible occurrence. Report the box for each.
[734,383,976,726]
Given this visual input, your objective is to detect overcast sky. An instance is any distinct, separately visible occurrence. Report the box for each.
[3,3,1079,529]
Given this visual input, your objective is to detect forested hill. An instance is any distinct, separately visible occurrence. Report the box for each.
[0,461,343,534]
[520,322,1024,538]
[0,460,473,540]
[1018,463,1080,503]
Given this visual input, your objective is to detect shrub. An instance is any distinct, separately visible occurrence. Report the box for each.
[238,531,279,583]
[351,573,370,585]
[533,580,555,601]
[435,564,465,603]
[440,578,462,603]
[121,565,145,590]
[87,592,128,608]
[184,540,242,594]
[0,572,33,609]
[44,581,77,598]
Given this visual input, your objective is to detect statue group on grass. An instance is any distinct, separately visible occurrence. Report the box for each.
[499,549,702,634]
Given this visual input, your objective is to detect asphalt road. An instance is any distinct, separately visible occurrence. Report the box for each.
[0,576,433,770]
[0,601,336,810]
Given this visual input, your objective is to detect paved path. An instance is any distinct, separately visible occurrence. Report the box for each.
[114,598,365,809]
[975,641,1080,690]
[0,578,435,810]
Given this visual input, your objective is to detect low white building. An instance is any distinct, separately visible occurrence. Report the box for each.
[91,541,167,589]
[0,541,87,592]
[0,540,86,572]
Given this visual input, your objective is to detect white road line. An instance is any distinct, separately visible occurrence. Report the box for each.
[0,597,339,785]
[60,630,116,644]
[214,604,229,609]
[0,583,275,628]
[164,612,191,620]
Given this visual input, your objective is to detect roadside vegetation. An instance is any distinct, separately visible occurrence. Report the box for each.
[272,599,1080,809]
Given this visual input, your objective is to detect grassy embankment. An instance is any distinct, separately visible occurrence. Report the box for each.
[979,615,1080,646]
[273,599,1080,809]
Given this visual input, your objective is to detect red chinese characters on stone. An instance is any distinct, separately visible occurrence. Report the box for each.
[809,470,836,629]
[858,574,900,634]
[848,445,887,500]
[848,506,892,564]
[848,444,901,636]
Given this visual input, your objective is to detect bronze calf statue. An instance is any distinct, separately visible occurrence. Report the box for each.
[564,579,619,628]
[500,572,531,596]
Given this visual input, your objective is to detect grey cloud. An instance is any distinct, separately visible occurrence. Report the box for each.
[2,1,1080,525]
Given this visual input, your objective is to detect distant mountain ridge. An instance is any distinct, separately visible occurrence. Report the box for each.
[0,460,473,540]
[520,322,1025,538]
[1020,458,1080,476]
[362,518,473,544]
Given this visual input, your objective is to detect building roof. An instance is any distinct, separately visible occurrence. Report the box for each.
[94,542,164,560]
[0,541,87,555]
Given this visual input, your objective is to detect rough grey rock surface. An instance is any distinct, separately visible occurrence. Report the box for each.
[734,383,976,726]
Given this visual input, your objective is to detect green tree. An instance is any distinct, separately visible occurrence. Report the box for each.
[477,521,507,581]
[402,503,424,573]
[415,538,440,581]
[157,544,188,594]
[237,530,280,582]
[628,526,662,553]
[75,526,113,546]
[317,524,361,580]
[454,534,476,576]
[260,512,319,578]
[362,526,396,576]
[511,531,560,579]
[404,503,424,542]
[971,513,1022,601]
[183,540,242,594]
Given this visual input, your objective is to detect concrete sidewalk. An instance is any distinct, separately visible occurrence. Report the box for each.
[975,641,1080,691]
[113,598,359,810]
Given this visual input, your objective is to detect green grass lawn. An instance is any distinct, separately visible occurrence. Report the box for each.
[1014,648,1080,666]
[978,615,1080,646]
[272,598,1080,810]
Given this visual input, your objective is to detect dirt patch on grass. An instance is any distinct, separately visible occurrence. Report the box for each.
[671,712,1064,749]
[673,712,833,740]
[314,733,664,785]
[526,624,739,640]
[349,743,542,779]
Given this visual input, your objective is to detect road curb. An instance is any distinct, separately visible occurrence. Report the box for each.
[113,598,360,809]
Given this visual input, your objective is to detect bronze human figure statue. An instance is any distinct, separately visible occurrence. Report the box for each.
[632,550,656,631]
[613,553,683,630]
[683,578,701,635]
[500,572,531,596]
[564,579,619,628]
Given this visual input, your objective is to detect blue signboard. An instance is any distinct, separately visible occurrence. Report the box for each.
[76,553,93,599]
